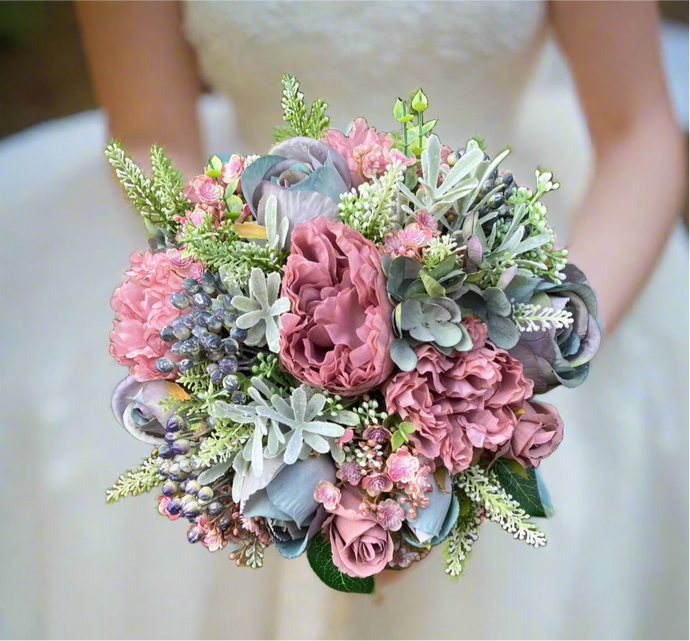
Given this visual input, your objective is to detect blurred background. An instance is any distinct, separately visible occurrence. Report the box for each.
[0,2,688,640]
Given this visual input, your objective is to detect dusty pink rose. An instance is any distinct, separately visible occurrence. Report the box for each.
[498,401,564,467]
[386,447,420,484]
[279,216,394,396]
[322,486,394,578]
[384,324,534,473]
[361,472,394,497]
[314,480,341,511]
[220,154,244,185]
[110,250,200,381]
[322,118,413,188]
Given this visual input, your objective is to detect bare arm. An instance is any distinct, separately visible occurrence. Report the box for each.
[551,1,686,332]
[76,0,203,178]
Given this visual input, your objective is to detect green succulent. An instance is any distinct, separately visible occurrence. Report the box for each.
[233,268,290,352]
[457,285,519,350]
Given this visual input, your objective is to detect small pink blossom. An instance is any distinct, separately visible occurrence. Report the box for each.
[417,209,438,233]
[220,154,244,185]
[165,248,196,272]
[157,495,180,521]
[338,429,355,445]
[362,425,392,444]
[314,480,341,511]
[240,516,272,546]
[374,499,405,532]
[386,447,420,484]
[361,472,394,498]
[190,206,206,226]
[389,538,424,569]
[399,223,433,247]
[336,460,363,486]
[195,514,227,553]
[237,203,252,223]
[185,174,224,205]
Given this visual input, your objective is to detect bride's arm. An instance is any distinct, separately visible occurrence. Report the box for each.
[76,0,203,178]
[550,1,685,333]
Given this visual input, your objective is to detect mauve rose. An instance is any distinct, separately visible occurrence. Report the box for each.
[384,326,533,474]
[498,400,564,467]
[279,216,394,396]
[322,486,393,578]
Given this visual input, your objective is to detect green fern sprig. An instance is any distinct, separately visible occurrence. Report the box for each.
[150,145,190,221]
[443,492,482,579]
[280,74,331,139]
[105,455,162,504]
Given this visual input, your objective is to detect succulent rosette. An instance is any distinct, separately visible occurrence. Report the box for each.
[105,75,599,595]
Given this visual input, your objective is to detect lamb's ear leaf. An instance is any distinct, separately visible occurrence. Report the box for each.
[307,532,375,594]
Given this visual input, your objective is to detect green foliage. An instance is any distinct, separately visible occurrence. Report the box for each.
[493,459,551,518]
[456,465,547,548]
[104,141,180,235]
[443,492,481,579]
[338,160,405,243]
[391,89,437,159]
[197,424,249,466]
[105,455,162,504]
[280,74,331,139]
[391,421,415,451]
[307,532,375,594]
[150,144,190,220]
[423,236,459,271]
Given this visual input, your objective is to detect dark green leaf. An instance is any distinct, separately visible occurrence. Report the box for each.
[429,255,459,280]
[493,459,548,518]
[307,532,375,594]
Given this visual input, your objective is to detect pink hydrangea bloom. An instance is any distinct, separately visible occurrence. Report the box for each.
[157,495,180,521]
[384,319,534,473]
[220,154,244,186]
[314,480,341,511]
[361,472,394,498]
[386,447,420,484]
[336,460,363,486]
[110,250,201,381]
[322,118,414,188]
[279,216,394,396]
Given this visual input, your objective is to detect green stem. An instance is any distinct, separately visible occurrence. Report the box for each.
[401,102,410,159]
[417,110,424,153]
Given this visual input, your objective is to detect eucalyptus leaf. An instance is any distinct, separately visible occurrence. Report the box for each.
[198,460,233,486]
[484,287,512,317]
[390,338,418,371]
[487,315,520,349]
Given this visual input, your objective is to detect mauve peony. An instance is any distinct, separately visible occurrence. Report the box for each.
[497,400,564,467]
[279,216,394,396]
[322,486,394,578]
[384,323,534,473]
[110,250,201,381]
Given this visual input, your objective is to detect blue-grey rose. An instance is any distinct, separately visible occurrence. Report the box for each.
[507,264,602,394]
[242,454,336,558]
[241,138,351,244]
[111,376,176,445]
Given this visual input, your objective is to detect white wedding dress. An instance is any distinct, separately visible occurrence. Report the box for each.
[1,2,687,639]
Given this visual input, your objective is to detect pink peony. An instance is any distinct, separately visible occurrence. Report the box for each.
[384,321,534,474]
[497,400,564,467]
[220,154,244,186]
[279,216,394,396]
[110,250,201,381]
[322,118,414,188]
[322,486,394,578]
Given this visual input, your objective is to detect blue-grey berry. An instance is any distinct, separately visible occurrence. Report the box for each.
[179,457,193,474]
[223,338,240,355]
[230,326,248,343]
[159,325,176,342]
[172,439,191,456]
[170,292,190,310]
[170,341,186,356]
[158,443,174,459]
[210,368,224,384]
[183,310,198,329]
[182,277,201,295]
[205,316,223,334]
[219,356,238,375]
[183,337,201,356]
[168,463,187,482]
[222,294,234,310]
[197,311,213,327]
[223,311,238,330]
[200,271,217,294]
[155,357,175,374]
[208,501,225,517]
[166,497,182,515]
[182,500,201,519]
[185,479,201,495]
[187,525,204,543]
[214,272,227,294]
[172,316,191,340]
[178,359,194,374]
[206,350,224,362]
[166,414,187,433]
[162,480,179,497]
[191,325,205,337]
[223,375,240,392]
[164,432,178,444]
[193,291,213,310]
[158,460,171,476]
[501,172,513,186]
[488,192,505,209]
[197,486,214,502]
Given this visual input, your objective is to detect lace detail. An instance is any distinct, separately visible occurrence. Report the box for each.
[182,1,546,152]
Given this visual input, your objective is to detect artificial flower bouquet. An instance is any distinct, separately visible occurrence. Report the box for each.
[106,75,601,593]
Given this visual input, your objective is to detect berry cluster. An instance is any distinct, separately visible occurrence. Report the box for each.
[155,272,251,403]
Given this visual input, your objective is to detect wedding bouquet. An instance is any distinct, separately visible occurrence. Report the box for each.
[106,75,601,593]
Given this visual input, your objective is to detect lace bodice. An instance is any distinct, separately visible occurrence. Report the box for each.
[183,1,547,152]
